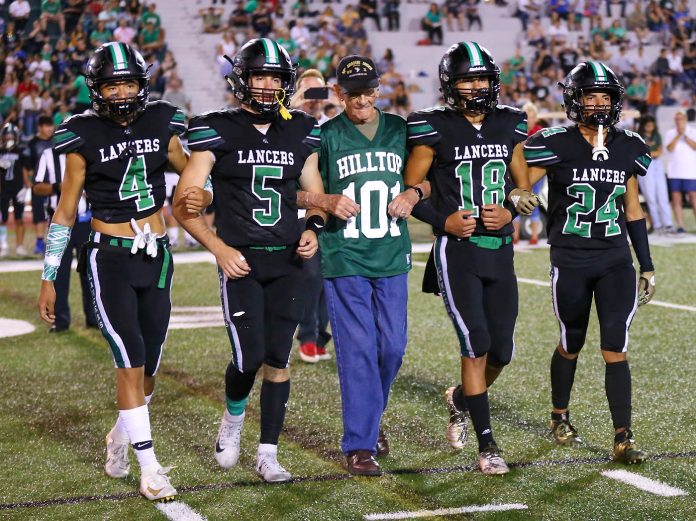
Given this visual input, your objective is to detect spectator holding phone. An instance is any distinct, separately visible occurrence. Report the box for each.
[291,69,340,363]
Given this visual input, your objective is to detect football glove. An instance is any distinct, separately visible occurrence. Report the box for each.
[508,188,541,216]
[637,271,655,306]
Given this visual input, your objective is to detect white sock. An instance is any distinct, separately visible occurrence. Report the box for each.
[257,443,277,457]
[119,405,159,471]
[113,395,153,441]
[223,409,245,424]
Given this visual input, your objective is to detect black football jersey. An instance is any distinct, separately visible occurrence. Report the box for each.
[524,125,651,250]
[187,108,320,247]
[0,146,26,192]
[53,101,186,223]
[406,105,527,236]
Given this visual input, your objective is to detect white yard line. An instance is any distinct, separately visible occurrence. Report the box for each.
[515,277,696,312]
[155,501,208,521]
[171,306,221,313]
[601,470,689,497]
[364,503,528,520]
[412,265,696,313]
[1,253,693,313]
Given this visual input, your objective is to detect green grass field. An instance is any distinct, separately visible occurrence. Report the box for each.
[0,235,695,520]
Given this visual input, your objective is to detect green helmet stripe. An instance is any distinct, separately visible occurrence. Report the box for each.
[261,38,279,65]
[108,42,129,71]
[589,61,607,81]
[462,41,484,67]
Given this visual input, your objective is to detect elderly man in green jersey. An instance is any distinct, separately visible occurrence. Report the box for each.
[318,55,417,476]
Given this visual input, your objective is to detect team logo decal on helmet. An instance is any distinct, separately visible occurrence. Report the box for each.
[439,41,500,114]
[559,61,624,127]
[85,42,150,121]
[225,38,296,119]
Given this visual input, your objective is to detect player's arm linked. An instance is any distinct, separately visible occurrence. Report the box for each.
[507,142,540,216]
[173,151,250,279]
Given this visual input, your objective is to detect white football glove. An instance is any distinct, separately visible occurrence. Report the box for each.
[637,271,655,306]
[130,218,158,258]
[508,188,541,216]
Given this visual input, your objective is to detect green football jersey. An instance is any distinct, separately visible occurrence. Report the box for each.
[319,110,412,278]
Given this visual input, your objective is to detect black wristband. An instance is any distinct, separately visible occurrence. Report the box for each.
[408,186,424,201]
[503,198,518,221]
[626,218,654,272]
[52,182,61,195]
[305,214,325,235]
[411,200,447,231]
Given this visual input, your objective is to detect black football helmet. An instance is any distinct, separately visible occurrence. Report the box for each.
[0,123,19,152]
[559,61,624,127]
[439,41,500,114]
[228,38,296,116]
[85,42,150,121]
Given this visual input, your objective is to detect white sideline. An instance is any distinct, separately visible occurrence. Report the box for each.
[515,277,696,312]
[364,503,528,520]
[601,470,689,497]
[413,262,696,313]
[155,501,208,521]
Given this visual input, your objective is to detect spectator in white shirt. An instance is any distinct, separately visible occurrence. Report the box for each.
[9,0,31,33]
[664,111,696,232]
[290,19,311,49]
[547,13,569,47]
[113,19,137,45]
[629,45,650,76]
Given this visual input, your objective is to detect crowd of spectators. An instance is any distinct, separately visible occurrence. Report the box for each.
[500,0,695,115]
[0,0,186,136]
[205,0,419,113]
[198,0,694,133]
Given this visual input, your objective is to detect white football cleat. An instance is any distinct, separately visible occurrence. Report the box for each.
[214,413,244,469]
[256,451,291,483]
[444,386,468,450]
[140,466,177,502]
[104,430,130,479]
[15,245,27,256]
[479,443,510,475]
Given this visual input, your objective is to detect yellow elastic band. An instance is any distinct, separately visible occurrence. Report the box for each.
[276,90,292,120]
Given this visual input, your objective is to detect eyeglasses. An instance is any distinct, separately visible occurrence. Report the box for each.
[345,89,378,101]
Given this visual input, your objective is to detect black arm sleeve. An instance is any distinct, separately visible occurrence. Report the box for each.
[411,199,447,231]
[626,218,654,272]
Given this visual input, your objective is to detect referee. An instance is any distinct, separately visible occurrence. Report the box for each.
[33,146,96,332]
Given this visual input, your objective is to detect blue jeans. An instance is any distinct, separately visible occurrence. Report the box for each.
[324,274,408,455]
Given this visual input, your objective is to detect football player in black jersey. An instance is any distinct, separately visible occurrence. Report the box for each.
[37,42,211,501]
[173,38,327,483]
[524,61,655,464]
[393,42,538,475]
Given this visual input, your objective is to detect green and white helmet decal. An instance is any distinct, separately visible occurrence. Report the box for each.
[229,38,296,116]
[85,42,150,121]
[107,42,130,71]
[561,61,624,127]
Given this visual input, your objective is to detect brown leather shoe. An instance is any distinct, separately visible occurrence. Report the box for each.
[376,429,389,457]
[346,450,382,476]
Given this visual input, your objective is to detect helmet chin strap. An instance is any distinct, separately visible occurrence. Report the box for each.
[275,89,292,121]
[592,124,609,161]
